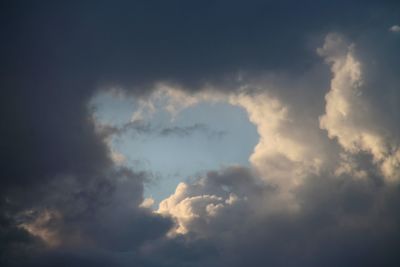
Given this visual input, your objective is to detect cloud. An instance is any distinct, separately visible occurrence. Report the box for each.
[159,124,226,139]
[95,120,226,141]
[155,165,400,267]
[157,166,272,236]
[1,1,400,266]
[150,31,400,266]
[318,33,400,182]
[139,198,155,209]
[229,91,325,194]
[91,86,227,142]
[389,25,400,32]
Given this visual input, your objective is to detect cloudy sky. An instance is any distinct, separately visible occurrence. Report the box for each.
[1,1,400,266]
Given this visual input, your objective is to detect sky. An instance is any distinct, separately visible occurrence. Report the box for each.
[1,1,400,266]
[90,90,258,204]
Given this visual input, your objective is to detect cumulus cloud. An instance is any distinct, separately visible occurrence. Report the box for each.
[2,1,400,266]
[155,165,400,267]
[318,33,400,182]
[229,92,325,193]
[83,31,400,265]
[148,31,400,266]
[157,167,272,237]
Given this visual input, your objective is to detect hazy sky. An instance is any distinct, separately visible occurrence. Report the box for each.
[1,1,400,267]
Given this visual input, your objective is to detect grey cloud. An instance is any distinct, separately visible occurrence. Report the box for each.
[100,121,226,140]
[1,1,400,266]
[157,166,400,267]
[98,120,153,138]
[159,123,227,139]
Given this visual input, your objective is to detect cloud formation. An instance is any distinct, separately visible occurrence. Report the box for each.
[1,1,400,267]
[319,33,400,182]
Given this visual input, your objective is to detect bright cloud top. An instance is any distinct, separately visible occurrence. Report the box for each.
[319,33,400,182]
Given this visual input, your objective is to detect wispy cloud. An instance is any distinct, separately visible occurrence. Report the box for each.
[159,123,227,139]
[97,120,227,140]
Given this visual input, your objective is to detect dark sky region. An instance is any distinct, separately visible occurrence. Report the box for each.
[1,1,400,266]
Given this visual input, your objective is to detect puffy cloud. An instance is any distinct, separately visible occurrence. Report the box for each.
[154,165,400,267]
[157,167,272,237]
[149,30,400,266]
[229,92,324,193]
[319,33,400,182]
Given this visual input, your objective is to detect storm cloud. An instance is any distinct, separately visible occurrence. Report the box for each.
[1,1,400,267]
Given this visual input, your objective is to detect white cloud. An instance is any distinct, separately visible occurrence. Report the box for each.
[157,182,235,235]
[139,197,155,209]
[156,167,272,237]
[318,33,400,182]
[229,92,324,192]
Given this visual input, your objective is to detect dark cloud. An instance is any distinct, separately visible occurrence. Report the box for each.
[156,167,400,267]
[1,1,400,266]
[3,1,399,89]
